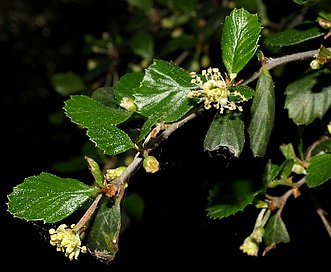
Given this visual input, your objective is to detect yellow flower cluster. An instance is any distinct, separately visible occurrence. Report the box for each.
[188,68,245,113]
[49,224,87,261]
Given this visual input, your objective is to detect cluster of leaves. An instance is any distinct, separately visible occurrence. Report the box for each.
[7,0,331,264]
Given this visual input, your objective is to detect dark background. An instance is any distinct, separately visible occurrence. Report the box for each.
[2,0,330,270]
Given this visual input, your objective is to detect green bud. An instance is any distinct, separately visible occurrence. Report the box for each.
[239,236,259,256]
[310,59,320,70]
[251,226,265,243]
[120,97,137,112]
[105,166,127,181]
[143,155,159,174]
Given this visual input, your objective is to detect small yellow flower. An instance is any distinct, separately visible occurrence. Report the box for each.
[49,224,87,261]
[105,166,127,181]
[239,236,260,256]
[188,67,245,113]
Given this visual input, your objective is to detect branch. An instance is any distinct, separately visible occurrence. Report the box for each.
[244,46,331,85]
[112,110,201,191]
[310,191,331,238]
[265,176,306,216]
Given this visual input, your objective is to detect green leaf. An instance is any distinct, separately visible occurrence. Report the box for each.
[64,95,135,155]
[293,0,331,21]
[306,153,331,187]
[86,125,135,155]
[284,68,331,125]
[51,72,86,96]
[161,34,196,56]
[133,59,198,122]
[207,179,262,219]
[91,87,118,108]
[65,95,133,125]
[221,8,262,75]
[265,161,282,184]
[311,138,331,156]
[134,59,197,119]
[228,85,255,103]
[248,66,275,157]
[131,32,154,60]
[267,159,296,188]
[114,72,144,104]
[7,172,98,223]
[85,157,104,188]
[126,0,152,11]
[264,214,290,246]
[86,196,122,264]
[204,111,245,157]
[138,116,158,142]
[264,21,326,47]
[280,143,307,175]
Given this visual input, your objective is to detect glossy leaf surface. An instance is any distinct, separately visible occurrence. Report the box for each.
[306,153,331,187]
[284,68,331,125]
[87,196,122,264]
[7,172,98,223]
[64,95,135,155]
[264,21,326,47]
[207,179,262,219]
[204,111,245,157]
[248,66,275,157]
[221,8,261,75]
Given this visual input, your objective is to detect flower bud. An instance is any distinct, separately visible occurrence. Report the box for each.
[105,166,127,181]
[239,236,259,256]
[143,155,159,173]
[310,59,320,70]
[251,226,265,243]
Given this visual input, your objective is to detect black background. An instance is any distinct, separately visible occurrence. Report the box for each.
[2,0,331,270]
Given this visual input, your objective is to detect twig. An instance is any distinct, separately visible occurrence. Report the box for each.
[265,176,306,216]
[112,110,201,191]
[305,135,330,162]
[310,191,331,238]
[74,193,103,231]
[244,46,331,85]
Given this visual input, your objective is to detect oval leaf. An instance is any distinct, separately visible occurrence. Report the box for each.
[264,21,326,47]
[131,32,154,60]
[64,95,135,155]
[203,111,245,157]
[114,72,144,104]
[306,154,331,187]
[87,196,122,264]
[284,68,331,125]
[51,72,86,96]
[7,172,98,223]
[248,65,275,157]
[64,95,133,126]
[264,214,290,246]
[133,59,198,123]
[222,8,262,75]
[207,179,262,219]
